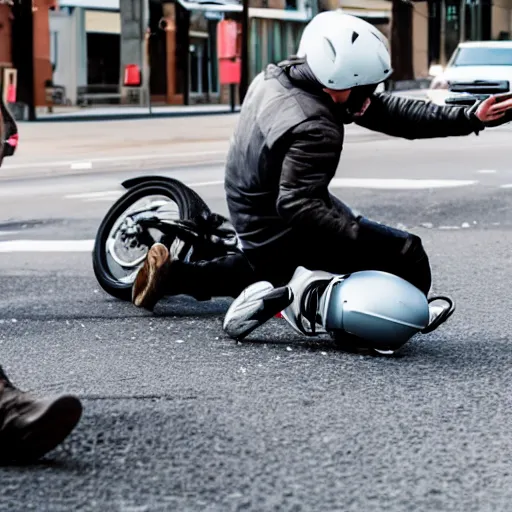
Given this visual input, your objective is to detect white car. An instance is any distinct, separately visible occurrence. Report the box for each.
[426,41,512,106]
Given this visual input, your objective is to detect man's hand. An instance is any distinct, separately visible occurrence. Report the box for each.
[475,95,512,123]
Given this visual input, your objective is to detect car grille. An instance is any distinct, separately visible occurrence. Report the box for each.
[449,80,510,94]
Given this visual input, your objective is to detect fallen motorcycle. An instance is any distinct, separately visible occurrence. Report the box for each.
[93,175,455,355]
[92,175,240,301]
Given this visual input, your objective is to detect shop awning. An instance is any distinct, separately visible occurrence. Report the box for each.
[175,0,311,21]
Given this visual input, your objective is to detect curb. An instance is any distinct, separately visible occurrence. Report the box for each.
[27,107,242,124]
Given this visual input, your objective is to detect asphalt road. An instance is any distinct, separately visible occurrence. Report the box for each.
[0,116,512,512]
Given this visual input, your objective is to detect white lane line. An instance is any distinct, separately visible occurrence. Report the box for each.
[66,178,479,202]
[477,169,497,174]
[1,149,227,170]
[500,184,512,188]
[63,181,224,201]
[63,178,481,203]
[189,180,224,187]
[0,240,95,253]
[330,178,478,189]
[70,162,93,170]
[65,190,121,199]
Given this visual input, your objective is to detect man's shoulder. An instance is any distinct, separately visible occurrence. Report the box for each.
[250,65,341,146]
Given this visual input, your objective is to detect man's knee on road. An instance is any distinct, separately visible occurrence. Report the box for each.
[402,234,432,295]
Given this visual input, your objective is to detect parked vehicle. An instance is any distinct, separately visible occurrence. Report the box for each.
[427,41,512,106]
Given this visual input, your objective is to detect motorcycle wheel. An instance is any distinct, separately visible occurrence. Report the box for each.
[92,180,210,301]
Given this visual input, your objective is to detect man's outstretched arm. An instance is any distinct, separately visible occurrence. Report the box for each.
[354,92,487,140]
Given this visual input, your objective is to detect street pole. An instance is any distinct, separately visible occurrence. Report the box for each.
[239,0,249,104]
[142,0,152,114]
[476,0,482,40]
[459,0,466,43]
[440,0,447,66]
[17,0,36,121]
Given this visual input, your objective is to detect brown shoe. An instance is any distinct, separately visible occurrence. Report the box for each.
[0,382,82,464]
[132,243,172,311]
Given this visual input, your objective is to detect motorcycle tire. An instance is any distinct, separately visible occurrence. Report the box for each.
[92,179,210,302]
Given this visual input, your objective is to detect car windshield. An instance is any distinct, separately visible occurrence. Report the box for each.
[452,47,512,66]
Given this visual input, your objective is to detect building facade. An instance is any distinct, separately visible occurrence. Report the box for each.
[2,0,512,113]
[428,0,512,68]
[48,0,120,106]
[0,0,55,109]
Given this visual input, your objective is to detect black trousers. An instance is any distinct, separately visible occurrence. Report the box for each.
[170,214,432,301]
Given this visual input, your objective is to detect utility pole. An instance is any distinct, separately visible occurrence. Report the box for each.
[476,0,483,40]
[141,0,152,113]
[239,0,249,104]
[11,0,36,120]
[440,0,447,65]
[459,0,467,43]
[390,0,414,81]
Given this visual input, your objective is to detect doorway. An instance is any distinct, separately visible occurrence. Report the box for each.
[188,29,219,104]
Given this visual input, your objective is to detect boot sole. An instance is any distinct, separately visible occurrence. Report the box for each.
[224,282,293,341]
[132,243,169,310]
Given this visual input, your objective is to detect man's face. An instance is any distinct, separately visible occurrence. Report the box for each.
[323,88,351,104]
[324,83,379,120]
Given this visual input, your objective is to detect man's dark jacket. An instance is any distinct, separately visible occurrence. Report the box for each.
[224,63,485,251]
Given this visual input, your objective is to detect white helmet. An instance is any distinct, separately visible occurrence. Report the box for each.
[296,10,393,90]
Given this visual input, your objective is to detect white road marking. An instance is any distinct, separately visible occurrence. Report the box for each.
[65,190,121,199]
[0,231,21,237]
[329,178,478,189]
[66,178,480,203]
[500,184,512,188]
[64,181,224,202]
[70,162,93,170]
[189,180,224,187]
[477,169,497,174]
[1,149,227,170]
[0,240,95,252]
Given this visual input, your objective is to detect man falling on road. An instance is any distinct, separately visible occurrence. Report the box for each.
[0,96,82,464]
[132,11,512,340]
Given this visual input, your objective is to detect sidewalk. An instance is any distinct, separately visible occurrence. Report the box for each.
[31,89,428,123]
[2,106,398,180]
[34,103,241,123]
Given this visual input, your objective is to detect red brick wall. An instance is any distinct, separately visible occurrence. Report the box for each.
[33,0,53,106]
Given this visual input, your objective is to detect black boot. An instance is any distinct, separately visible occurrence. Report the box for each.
[0,376,82,464]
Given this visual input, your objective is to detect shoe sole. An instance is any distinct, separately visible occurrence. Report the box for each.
[224,282,293,341]
[5,395,83,464]
[132,243,169,310]
[223,282,274,340]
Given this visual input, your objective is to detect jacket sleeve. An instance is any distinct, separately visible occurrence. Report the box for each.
[355,92,486,140]
[276,120,359,240]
